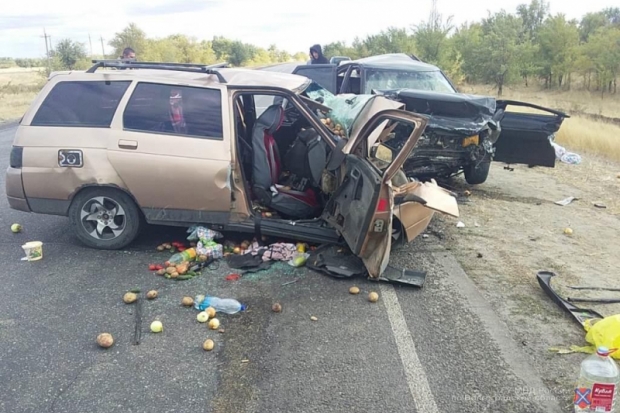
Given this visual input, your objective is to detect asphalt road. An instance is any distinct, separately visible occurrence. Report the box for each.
[0,122,566,413]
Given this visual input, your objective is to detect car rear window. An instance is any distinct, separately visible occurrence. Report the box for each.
[123,83,223,140]
[31,81,131,127]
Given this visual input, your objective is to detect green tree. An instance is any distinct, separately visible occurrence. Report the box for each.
[580,12,609,42]
[109,23,148,58]
[451,23,484,83]
[293,52,308,62]
[475,11,524,95]
[538,14,580,88]
[583,26,620,94]
[363,27,416,56]
[55,39,87,70]
[413,0,453,65]
[516,0,549,41]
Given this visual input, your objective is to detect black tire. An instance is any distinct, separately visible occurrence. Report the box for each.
[69,187,142,250]
[464,161,491,185]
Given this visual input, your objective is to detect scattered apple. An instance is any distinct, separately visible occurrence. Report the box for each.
[150,321,163,333]
[368,292,379,303]
[181,296,194,307]
[208,318,220,330]
[11,223,22,233]
[96,333,114,348]
[349,286,360,295]
[203,339,215,351]
[146,290,158,300]
[197,312,209,323]
[272,303,282,313]
[123,292,137,304]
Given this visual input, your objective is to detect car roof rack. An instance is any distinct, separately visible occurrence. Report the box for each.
[86,60,228,83]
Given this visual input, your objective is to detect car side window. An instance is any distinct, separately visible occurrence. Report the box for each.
[31,81,131,127]
[123,82,223,140]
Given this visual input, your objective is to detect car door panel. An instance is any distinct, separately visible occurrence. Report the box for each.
[324,109,432,277]
[107,82,232,224]
[494,100,569,167]
[323,155,384,254]
[292,64,338,94]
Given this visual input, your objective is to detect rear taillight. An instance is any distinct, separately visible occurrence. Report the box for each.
[376,198,389,212]
[10,147,23,169]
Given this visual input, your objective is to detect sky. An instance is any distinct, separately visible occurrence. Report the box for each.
[1,0,618,58]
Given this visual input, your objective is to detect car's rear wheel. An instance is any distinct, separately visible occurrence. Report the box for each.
[464,160,491,185]
[69,187,142,250]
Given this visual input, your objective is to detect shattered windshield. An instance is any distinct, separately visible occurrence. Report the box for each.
[304,82,375,139]
[365,69,456,94]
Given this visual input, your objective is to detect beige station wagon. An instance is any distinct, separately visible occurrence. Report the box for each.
[6,60,459,278]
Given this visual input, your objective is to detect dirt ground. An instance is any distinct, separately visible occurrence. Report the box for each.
[424,152,620,408]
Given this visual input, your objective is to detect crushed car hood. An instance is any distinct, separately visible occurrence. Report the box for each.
[374,89,497,136]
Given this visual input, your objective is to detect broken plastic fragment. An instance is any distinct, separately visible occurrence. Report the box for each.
[456,221,465,228]
[555,197,577,206]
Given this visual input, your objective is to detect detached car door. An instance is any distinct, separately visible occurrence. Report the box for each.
[291,64,338,94]
[493,100,570,167]
[107,81,233,224]
[322,110,429,278]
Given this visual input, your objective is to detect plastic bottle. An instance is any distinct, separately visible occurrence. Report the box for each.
[574,346,619,413]
[168,247,197,265]
[196,296,246,314]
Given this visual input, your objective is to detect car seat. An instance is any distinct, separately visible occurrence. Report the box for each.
[251,104,321,219]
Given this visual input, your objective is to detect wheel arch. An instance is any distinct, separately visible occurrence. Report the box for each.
[68,184,142,213]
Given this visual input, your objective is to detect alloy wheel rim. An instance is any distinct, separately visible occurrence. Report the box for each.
[80,196,127,240]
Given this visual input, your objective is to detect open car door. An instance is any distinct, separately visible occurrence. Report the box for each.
[323,109,433,278]
[493,100,570,167]
[292,64,338,94]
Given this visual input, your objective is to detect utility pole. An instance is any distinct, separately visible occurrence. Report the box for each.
[89,34,93,57]
[100,36,105,58]
[41,28,51,75]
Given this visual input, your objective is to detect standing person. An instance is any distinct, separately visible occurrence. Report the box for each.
[309,44,328,64]
[121,47,136,60]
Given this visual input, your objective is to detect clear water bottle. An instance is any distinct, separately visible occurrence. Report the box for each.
[574,346,619,413]
[196,296,246,314]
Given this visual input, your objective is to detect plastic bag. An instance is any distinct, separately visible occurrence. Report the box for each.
[583,315,620,359]
[288,252,310,268]
[186,226,223,242]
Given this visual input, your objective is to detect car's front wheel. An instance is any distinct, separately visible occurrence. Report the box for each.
[69,188,142,250]
[464,161,491,185]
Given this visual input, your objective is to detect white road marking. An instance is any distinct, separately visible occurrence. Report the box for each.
[380,284,440,413]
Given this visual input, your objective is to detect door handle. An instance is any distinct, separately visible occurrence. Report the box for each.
[118,140,138,150]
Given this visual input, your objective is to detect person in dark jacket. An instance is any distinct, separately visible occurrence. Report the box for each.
[309,44,329,64]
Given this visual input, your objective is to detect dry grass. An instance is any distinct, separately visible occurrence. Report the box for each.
[0,67,46,122]
[461,83,620,119]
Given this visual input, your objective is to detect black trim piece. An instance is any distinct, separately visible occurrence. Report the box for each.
[10,146,23,168]
[496,100,570,118]
[142,208,230,225]
[221,219,342,246]
[87,60,228,83]
[28,198,71,216]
